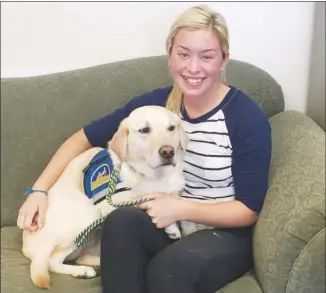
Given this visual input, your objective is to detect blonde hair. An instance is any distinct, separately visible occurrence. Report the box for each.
[165,5,229,114]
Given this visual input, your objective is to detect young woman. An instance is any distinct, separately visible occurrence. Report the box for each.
[17,5,271,293]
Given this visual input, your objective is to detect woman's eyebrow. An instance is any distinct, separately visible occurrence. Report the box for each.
[176,45,217,53]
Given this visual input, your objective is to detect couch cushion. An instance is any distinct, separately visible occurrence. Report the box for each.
[1,226,101,293]
[218,271,263,293]
[286,228,325,293]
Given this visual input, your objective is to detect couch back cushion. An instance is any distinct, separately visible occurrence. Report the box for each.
[1,55,284,227]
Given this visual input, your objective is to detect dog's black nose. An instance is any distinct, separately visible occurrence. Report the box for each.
[159,145,175,159]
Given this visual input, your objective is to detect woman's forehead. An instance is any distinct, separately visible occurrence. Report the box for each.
[173,28,221,51]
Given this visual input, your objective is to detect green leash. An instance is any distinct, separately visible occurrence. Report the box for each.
[73,152,152,248]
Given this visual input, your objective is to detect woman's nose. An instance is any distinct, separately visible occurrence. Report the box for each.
[186,57,201,74]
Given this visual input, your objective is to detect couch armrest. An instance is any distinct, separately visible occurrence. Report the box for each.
[253,110,325,293]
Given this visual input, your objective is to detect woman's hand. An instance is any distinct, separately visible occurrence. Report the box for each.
[137,193,183,229]
[17,192,48,232]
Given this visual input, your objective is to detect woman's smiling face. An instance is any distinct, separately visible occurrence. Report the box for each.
[168,27,228,100]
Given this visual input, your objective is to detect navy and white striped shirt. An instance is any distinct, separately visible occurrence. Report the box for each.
[84,86,271,212]
[181,104,235,203]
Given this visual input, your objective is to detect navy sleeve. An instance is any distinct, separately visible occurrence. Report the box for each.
[83,87,171,148]
[225,92,272,212]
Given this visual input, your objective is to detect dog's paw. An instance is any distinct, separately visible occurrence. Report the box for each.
[165,224,182,240]
[71,266,98,279]
[167,230,182,239]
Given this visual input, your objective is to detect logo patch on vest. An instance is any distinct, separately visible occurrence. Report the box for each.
[83,149,121,204]
[90,164,111,191]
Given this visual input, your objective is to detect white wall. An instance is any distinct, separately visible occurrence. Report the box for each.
[307,2,325,130]
[1,2,315,113]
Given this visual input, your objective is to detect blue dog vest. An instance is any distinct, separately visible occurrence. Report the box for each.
[83,149,123,204]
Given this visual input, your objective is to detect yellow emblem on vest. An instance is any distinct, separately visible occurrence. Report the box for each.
[90,164,111,191]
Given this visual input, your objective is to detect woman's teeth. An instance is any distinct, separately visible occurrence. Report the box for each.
[183,77,203,85]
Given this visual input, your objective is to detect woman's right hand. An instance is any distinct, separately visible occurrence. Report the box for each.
[17,192,48,232]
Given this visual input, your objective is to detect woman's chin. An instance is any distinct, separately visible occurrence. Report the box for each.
[177,81,206,98]
[180,85,207,99]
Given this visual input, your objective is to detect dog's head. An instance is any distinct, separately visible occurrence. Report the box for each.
[108,106,188,174]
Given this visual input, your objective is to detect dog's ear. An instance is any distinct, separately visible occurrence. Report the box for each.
[108,118,129,162]
[178,121,189,151]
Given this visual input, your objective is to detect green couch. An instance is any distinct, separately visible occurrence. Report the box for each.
[1,55,325,293]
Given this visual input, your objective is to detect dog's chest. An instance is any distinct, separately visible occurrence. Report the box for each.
[124,169,185,196]
[134,179,181,195]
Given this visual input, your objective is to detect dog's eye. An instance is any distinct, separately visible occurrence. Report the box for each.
[168,125,176,132]
[139,127,150,134]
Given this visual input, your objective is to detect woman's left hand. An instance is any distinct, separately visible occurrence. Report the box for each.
[137,193,183,229]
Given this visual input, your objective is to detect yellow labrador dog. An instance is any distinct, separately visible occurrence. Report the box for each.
[22,106,189,289]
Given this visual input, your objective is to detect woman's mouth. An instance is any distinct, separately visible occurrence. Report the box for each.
[182,75,205,87]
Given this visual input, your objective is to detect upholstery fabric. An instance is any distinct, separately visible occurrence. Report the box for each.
[1,226,101,293]
[218,271,263,293]
[253,111,325,293]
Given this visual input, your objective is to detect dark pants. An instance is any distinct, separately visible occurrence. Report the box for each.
[100,207,253,293]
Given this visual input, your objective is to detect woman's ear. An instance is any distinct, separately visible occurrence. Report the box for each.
[221,52,229,72]
[108,118,129,162]
[168,56,172,69]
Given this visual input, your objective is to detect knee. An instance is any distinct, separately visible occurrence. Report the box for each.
[147,248,187,276]
[102,206,150,234]
[147,245,193,290]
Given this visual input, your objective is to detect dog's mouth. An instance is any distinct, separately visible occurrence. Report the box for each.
[150,161,176,169]
[160,162,176,167]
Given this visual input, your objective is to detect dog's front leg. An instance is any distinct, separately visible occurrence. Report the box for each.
[49,244,97,279]
[164,223,181,240]
[75,255,100,267]
[179,220,199,237]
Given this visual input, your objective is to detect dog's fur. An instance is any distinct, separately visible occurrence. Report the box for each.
[22,106,191,289]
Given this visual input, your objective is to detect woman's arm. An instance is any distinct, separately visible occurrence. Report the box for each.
[177,199,258,228]
[31,129,92,192]
[138,194,258,229]
[17,129,92,231]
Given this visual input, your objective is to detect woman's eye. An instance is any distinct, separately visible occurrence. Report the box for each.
[168,125,176,132]
[139,127,150,134]
[202,56,213,60]
[178,53,189,59]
